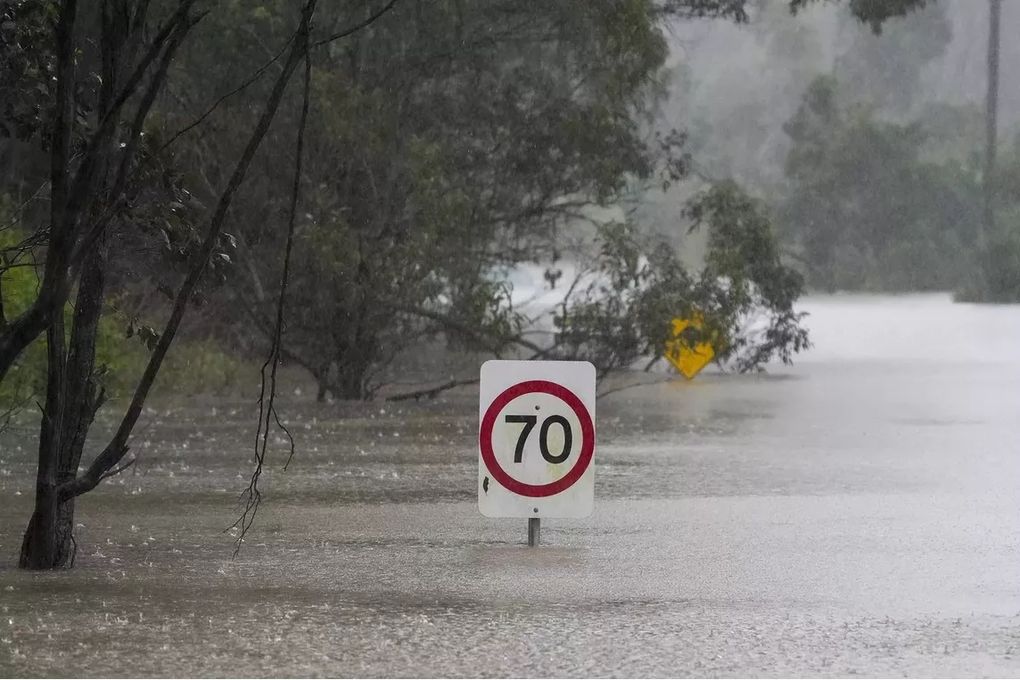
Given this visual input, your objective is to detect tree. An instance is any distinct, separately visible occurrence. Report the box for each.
[780,75,982,291]
[0,0,380,569]
[790,0,932,33]
[552,183,808,376]
[956,0,1020,303]
[2,0,209,569]
[964,128,1020,303]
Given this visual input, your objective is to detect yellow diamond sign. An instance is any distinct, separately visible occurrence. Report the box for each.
[664,316,715,380]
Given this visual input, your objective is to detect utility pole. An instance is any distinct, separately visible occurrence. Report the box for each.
[983,0,1001,251]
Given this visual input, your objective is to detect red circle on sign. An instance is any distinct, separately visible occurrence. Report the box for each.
[479,380,595,498]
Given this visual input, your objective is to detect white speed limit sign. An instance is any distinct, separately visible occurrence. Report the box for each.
[478,360,595,518]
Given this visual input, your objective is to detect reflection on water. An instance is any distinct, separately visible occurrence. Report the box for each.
[1,295,1018,676]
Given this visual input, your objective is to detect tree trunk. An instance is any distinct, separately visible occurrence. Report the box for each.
[19,0,118,567]
[19,493,76,569]
[335,358,369,400]
[21,311,72,569]
[20,239,109,569]
[315,361,332,402]
[20,490,76,569]
[334,307,376,401]
[331,255,379,400]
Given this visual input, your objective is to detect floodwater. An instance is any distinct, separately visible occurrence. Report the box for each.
[1,293,1018,677]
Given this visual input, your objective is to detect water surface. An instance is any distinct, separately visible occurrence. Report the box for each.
[1,294,1018,676]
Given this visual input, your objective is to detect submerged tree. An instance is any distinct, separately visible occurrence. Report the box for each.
[553,183,808,376]
[1,0,219,570]
[0,0,383,569]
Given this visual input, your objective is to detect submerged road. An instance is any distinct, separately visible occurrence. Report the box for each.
[1,294,1018,676]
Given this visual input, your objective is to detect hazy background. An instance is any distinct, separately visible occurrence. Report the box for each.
[645,0,1020,269]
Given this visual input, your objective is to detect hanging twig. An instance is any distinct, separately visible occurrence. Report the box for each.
[233,42,313,555]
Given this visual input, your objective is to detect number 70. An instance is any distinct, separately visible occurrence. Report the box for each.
[505,414,572,464]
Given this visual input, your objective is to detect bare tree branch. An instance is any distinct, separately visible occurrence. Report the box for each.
[0,181,50,235]
[312,0,401,47]
[157,33,297,154]
[385,377,480,402]
[596,376,671,399]
[387,303,545,356]
[98,456,136,482]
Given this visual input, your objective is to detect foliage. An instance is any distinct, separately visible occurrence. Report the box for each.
[2,0,916,567]
[0,0,58,144]
[780,76,983,292]
[150,0,829,397]
[554,183,809,376]
[0,220,245,414]
[690,182,809,370]
[974,230,1020,303]
[957,208,1020,304]
[0,222,46,411]
[152,338,246,396]
[164,0,685,398]
[790,0,932,33]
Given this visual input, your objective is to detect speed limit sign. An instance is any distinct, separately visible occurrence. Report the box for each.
[478,360,596,518]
